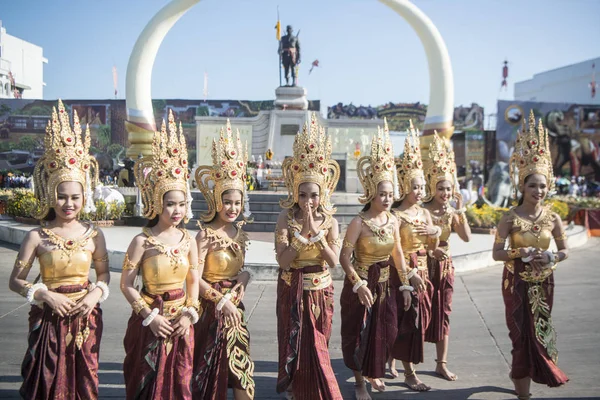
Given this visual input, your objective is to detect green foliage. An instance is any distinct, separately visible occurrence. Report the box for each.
[196,106,209,116]
[107,143,124,159]
[11,136,40,152]
[0,104,11,117]
[19,104,53,116]
[188,150,196,167]
[465,204,508,228]
[97,125,111,149]
[6,189,39,218]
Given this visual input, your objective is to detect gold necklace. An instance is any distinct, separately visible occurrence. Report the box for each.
[360,212,394,242]
[42,224,96,259]
[143,228,191,271]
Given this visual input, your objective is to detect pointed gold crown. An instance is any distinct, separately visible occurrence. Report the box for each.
[195,119,248,222]
[134,110,190,221]
[33,99,99,219]
[423,131,457,202]
[280,113,340,214]
[357,118,397,204]
[396,120,425,201]
[510,110,554,197]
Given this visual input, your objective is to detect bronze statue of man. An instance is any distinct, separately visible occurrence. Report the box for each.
[278,25,301,86]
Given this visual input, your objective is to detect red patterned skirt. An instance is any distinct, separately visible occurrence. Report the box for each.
[392,250,433,364]
[425,243,455,343]
[276,265,342,400]
[340,260,397,379]
[502,259,569,387]
[192,280,255,400]
[123,288,194,400]
[20,283,103,400]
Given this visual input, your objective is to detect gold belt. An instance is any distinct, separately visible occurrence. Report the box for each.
[302,270,332,291]
[61,289,88,302]
[141,293,186,320]
[356,265,390,283]
[406,255,428,271]
[505,261,554,283]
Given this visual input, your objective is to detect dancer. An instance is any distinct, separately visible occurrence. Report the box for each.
[493,112,569,400]
[8,100,110,399]
[275,114,343,400]
[423,132,471,381]
[121,111,200,399]
[192,120,255,400]
[390,123,438,392]
[340,124,416,400]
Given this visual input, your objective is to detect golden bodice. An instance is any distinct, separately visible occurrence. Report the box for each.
[288,212,332,269]
[39,250,92,289]
[200,222,248,282]
[355,235,395,267]
[395,208,428,256]
[508,206,555,251]
[431,208,454,245]
[141,254,190,294]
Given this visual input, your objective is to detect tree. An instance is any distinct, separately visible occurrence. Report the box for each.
[107,143,124,159]
[12,136,39,152]
[97,125,111,149]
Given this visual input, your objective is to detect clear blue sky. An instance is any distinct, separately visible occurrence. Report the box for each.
[2,0,599,122]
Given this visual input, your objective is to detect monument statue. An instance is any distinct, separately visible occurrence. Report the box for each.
[278,25,301,86]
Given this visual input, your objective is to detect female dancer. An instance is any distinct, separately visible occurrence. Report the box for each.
[121,112,200,399]
[340,125,416,400]
[275,114,342,400]
[423,132,471,381]
[8,100,110,399]
[192,121,255,399]
[493,112,569,400]
[389,125,438,392]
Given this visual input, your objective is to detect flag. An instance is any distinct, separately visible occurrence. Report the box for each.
[203,72,208,101]
[112,66,118,98]
[275,20,281,40]
[309,59,320,75]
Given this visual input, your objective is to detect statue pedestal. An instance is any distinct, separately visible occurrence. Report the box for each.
[274,86,308,110]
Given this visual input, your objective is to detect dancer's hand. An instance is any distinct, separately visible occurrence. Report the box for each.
[432,248,448,261]
[454,192,464,210]
[172,314,192,337]
[307,204,320,236]
[231,281,246,303]
[401,290,411,311]
[149,314,173,339]
[68,291,100,317]
[41,291,76,317]
[357,285,374,309]
[220,300,242,328]
[410,274,426,293]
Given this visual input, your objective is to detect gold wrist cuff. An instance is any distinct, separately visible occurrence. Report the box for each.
[202,287,224,304]
[507,248,521,260]
[20,282,32,298]
[290,237,305,252]
[347,270,361,285]
[131,297,149,314]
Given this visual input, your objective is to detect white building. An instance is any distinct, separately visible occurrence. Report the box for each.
[0,20,47,99]
[515,56,600,105]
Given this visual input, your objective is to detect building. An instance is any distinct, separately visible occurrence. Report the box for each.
[515,56,600,105]
[0,20,47,99]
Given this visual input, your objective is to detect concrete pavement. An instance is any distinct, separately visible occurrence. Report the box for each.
[0,238,599,399]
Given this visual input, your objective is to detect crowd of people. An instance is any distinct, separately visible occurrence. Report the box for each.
[0,171,33,189]
[8,103,570,400]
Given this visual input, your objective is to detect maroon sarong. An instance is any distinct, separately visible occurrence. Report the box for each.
[340,260,397,379]
[20,283,103,400]
[192,280,255,400]
[425,242,454,343]
[276,265,342,399]
[123,288,194,400]
[392,250,433,364]
[502,259,569,387]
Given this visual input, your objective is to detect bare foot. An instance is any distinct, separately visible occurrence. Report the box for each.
[404,371,431,392]
[388,358,398,378]
[435,361,457,381]
[354,381,372,400]
[367,378,385,392]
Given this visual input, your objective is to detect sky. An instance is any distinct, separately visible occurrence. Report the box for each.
[1,0,599,127]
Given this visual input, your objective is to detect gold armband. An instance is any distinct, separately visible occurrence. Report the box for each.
[290,237,305,252]
[553,232,567,242]
[122,253,139,270]
[342,239,355,249]
[14,258,33,270]
[189,264,199,271]
[328,237,342,248]
[457,212,467,225]
[275,230,289,246]
[131,297,149,314]
[20,282,33,298]
[346,270,361,285]
[494,232,507,244]
[507,248,521,259]
[202,287,224,304]
[93,253,109,263]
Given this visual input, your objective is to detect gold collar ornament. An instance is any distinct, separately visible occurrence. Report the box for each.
[134,110,190,222]
[510,110,555,198]
[280,112,340,214]
[357,118,398,204]
[396,121,425,201]
[195,119,249,222]
[33,100,99,219]
[423,131,457,202]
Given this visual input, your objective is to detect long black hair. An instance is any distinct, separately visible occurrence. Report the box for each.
[517,175,532,206]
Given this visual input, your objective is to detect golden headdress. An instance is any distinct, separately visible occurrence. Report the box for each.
[510,110,554,197]
[396,121,425,201]
[423,131,457,202]
[33,100,99,219]
[280,113,340,214]
[134,110,190,221]
[357,118,398,204]
[195,119,248,222]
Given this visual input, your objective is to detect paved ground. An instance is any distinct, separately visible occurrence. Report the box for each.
[0,238,599,399]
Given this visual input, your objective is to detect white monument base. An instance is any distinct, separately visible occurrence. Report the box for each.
[274,86,308,110]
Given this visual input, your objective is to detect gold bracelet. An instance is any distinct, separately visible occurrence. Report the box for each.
[202,287,224,304]
[131,297,149,314]
[93,253,109,263]
[347,270,361,285]
[185,297,201,312]
[494,232,507,244]
[342,239,355,249]
[457,213,467,225]
[328,237,342,247]
[275,230,289,246]
[554,232,567,242]
[20,282,32,298]
[122,253,139,270]
[398,269,410,286]
[507,248,521,259]
[290,237,305,252]
[14,258,33,270]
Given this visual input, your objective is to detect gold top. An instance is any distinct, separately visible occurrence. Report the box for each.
[396,121,425,201]
[510,110,555,197]
[288,210,332,268]
[280,113,340,214]
[423,131,457,202]
[134,110,190,222]
[508,205,555,251]
[430,208,454,245]
[39,250,92,289]
[141,254,190,294]
[395,209,428,256]
[33,100,99,219]
[201,222,248,282]
[354,212,395,268]
[195,119,249,222]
